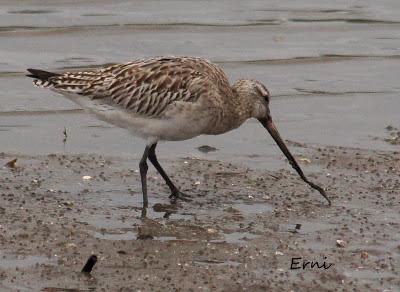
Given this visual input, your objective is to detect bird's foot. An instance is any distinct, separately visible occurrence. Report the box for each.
[169,190,192,203]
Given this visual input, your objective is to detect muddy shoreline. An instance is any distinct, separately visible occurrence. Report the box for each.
[0,143,399,291]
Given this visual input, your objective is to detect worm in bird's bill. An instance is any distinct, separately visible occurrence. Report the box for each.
[258,118,331,205]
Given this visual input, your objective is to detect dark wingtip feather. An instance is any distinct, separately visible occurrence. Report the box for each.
[26,68,60,80]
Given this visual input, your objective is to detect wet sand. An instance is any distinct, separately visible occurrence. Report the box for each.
[0,145,399,291]
[1,0,400,291]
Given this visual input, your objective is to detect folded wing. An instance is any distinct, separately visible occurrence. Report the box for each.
[30,57,230,118]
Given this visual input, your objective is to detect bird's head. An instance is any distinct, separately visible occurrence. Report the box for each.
[232,79,271,120]
[233,79,331,205]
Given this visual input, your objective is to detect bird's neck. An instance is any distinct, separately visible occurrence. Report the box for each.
[229,91,253,121]
[229,84,255,119]
[207,88,252,134]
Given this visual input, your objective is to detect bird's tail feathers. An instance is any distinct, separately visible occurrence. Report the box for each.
[27,68,61,88]
[27,67,111,97]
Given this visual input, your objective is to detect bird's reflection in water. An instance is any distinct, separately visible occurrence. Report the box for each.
[140,202,178,219]
[141,206,147,219]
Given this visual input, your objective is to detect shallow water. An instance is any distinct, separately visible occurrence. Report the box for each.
[0,253,56,269]
[1,0,399,170]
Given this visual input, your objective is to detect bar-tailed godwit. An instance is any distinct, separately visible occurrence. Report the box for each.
[27,56,331,207]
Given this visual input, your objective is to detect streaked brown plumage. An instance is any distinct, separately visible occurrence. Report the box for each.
[27,56,331,211]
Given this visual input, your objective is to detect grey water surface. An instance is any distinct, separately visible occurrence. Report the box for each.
[0,0,399,169]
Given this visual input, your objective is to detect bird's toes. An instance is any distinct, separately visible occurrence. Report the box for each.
[169,190,192,203]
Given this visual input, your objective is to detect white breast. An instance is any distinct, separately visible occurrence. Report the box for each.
[57,91,210,143]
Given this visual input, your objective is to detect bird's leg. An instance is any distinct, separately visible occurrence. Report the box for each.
[147,143,192,203]
[139,146,151,209]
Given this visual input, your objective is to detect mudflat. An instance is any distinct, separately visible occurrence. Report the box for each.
[0,143,399,290]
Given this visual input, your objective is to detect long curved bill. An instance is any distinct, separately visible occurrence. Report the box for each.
[258,118,331,205]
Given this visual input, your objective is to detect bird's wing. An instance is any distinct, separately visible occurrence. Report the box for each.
[43,57,231,117]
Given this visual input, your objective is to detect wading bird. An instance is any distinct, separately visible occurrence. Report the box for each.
[27,56,331,208]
